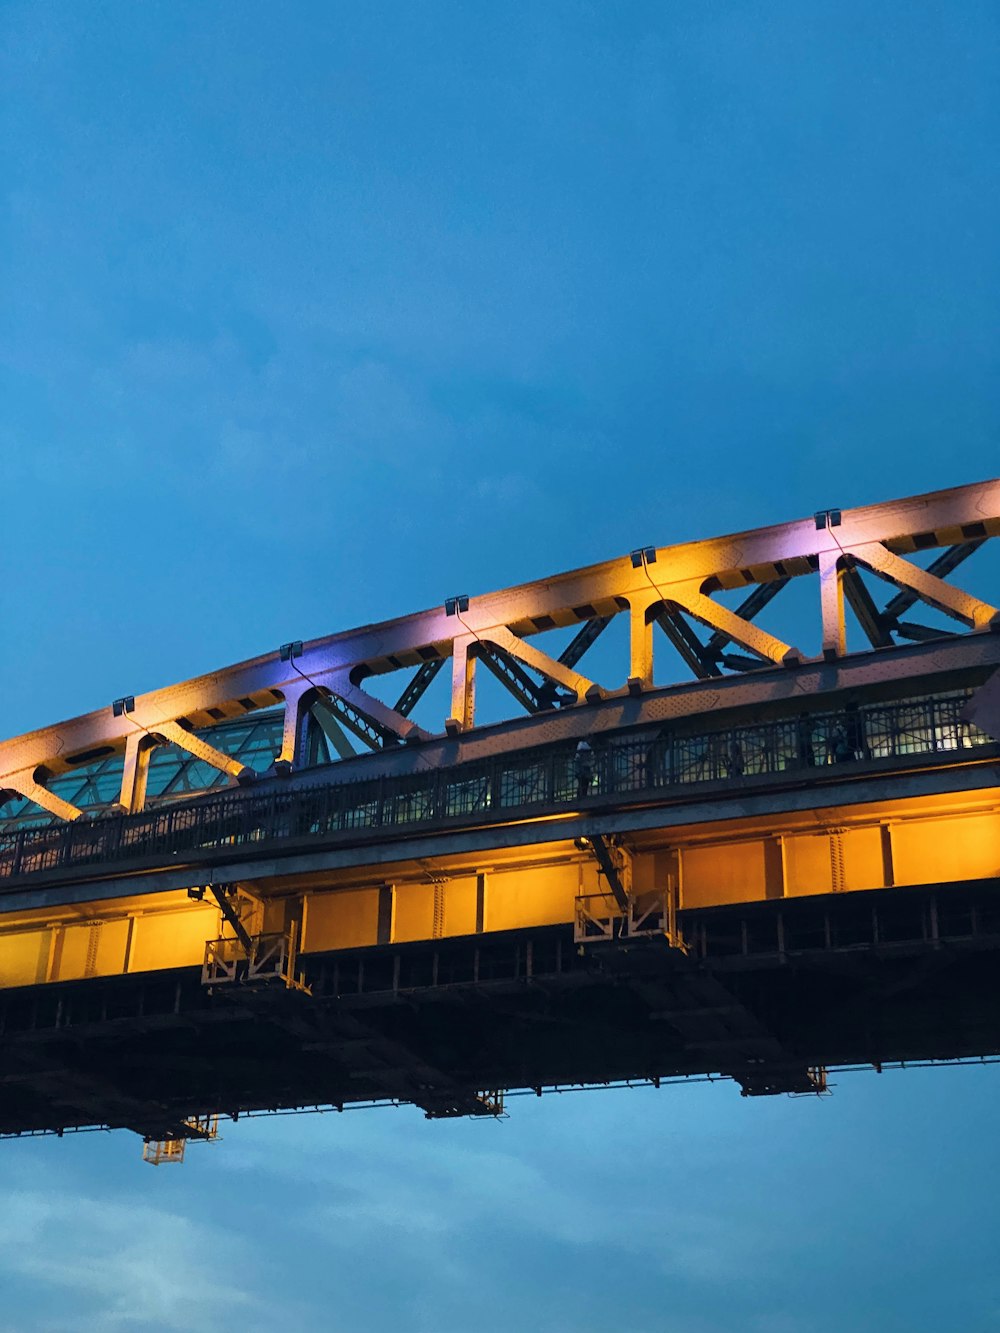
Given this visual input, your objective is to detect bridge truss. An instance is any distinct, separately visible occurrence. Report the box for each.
[0,479,998,1158]
[0,478,996,825]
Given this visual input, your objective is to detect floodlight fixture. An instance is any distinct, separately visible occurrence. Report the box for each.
[112,695,135,717]
[280,640,303,662]
[630,547,657,568]
[445,595,469,616]
[814,509,843,531]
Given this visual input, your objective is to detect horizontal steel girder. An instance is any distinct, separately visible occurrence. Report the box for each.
[4,884,1000,1139]
[0,478,997,818]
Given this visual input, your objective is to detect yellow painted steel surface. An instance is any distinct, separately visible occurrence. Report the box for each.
[2,787,996,990]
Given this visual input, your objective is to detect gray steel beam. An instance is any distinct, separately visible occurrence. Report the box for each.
[310,702,358,760]
[322,694,401,749]
[558,615,614,670]
[895,621,948,643]
[206,884,254,953]
[475,643,550,713]
[586,834,631,912]
[655,606,720,679]
[394,659,445,718]
[842,566,895,648]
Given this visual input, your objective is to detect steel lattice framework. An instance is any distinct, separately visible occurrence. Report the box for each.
[1,478,997,824]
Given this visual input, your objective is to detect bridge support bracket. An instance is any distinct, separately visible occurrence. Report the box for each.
[198,883,310,995]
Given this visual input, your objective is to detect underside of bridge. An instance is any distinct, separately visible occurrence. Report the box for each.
[3,879,1000,1143]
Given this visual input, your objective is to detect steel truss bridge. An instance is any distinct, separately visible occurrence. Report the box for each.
[1,479,999,1161]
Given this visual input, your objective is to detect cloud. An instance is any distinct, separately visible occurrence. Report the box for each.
[218,1105,767,1287]
[0,1186,274,1333]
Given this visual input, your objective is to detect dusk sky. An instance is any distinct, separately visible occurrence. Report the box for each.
[1,3,999,1330]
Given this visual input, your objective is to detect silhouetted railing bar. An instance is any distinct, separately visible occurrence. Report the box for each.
[0,689,990,883]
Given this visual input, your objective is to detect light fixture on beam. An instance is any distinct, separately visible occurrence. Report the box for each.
[814,509,842,530]
[444,596,469,616]
[112,696,135,717]
[630,547,657,568]
[280,641,303,662]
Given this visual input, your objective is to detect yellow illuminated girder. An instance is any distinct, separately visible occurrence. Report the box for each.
[0,477,997,821]
[1,787,995,992]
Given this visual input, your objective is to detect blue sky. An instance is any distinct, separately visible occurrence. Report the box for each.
[1,2,999,1329]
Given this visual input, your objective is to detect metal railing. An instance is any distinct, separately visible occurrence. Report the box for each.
[0,688,989,884]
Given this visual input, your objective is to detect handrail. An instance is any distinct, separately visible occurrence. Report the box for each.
[0,688,990,885]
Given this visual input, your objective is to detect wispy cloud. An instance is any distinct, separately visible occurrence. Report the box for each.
[219,1105,768,1285]
[0,1185,274,1333]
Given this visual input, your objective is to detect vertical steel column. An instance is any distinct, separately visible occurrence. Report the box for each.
[278,683,314,769]
[819,551,847,660]
[119,733,156,813]
[628,596,657,691]
[448,637,477,733]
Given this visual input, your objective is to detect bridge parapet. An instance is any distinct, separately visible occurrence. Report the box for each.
[0,677,993,894]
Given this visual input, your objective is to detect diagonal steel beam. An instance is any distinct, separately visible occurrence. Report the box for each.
[672,590,796,666]
[206,883,255,954]
[894,621,947,642]
[703,578,790,659]
[394,659,445,718]
[154,720,254,784]
[310,701,361,758]
[558,615,614,670]
[881,540,985,623]
[852,544,996,629]
[326,676,433,745]
[481,627,597,701]
[841,566,895,648]
[719,652,771,672]
[1,779,83,822]
[586,834,631,912]
[475,643,549,714]
[319,695,397,751]
[654,606,720,679]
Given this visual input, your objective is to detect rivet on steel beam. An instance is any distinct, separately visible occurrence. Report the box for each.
[112,695,135,717]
